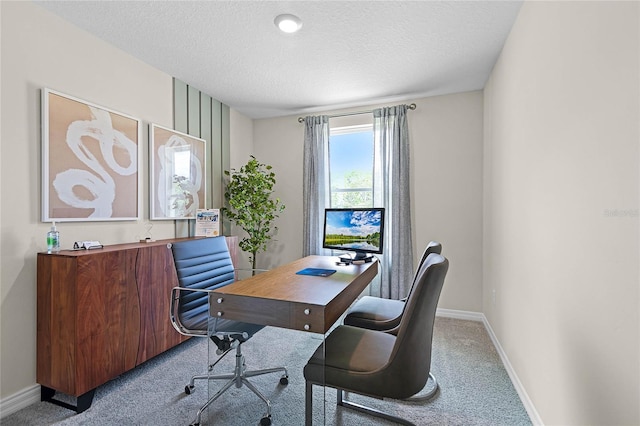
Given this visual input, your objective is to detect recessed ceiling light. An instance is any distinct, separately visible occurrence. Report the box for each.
[274,14,302,34]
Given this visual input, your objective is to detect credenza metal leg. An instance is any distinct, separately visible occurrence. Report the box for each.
[40,385,96,413]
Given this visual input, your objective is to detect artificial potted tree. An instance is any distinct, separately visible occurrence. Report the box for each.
[222,156,285,271]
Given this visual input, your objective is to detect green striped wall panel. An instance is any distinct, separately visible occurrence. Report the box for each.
[172,78,230,236]
[200,94,213,208]
[173,79,188,133]
[210,99,223,209]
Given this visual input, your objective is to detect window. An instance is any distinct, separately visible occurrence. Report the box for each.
[328,124,374,208]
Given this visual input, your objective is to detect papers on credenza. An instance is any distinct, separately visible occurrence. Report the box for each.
[195,209,220,237]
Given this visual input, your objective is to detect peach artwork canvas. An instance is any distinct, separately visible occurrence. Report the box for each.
[42,89,140,221]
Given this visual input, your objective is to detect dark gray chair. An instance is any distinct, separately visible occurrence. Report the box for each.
[169,237,288,426]
[304,253,449,426]
[343,241,442,332]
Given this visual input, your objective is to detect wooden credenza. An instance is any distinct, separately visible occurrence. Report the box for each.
[37,236,238,412]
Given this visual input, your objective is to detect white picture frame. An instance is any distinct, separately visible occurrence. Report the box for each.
[149,123,206,220]
[42,88,141,222]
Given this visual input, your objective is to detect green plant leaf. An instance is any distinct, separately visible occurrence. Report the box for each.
[223,156,285,269]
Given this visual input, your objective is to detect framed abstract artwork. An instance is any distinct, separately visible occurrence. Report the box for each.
[42,88,141,222]
[149,124,206,220]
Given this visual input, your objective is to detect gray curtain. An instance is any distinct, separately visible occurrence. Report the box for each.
[302,115,329,256]
[373,105,414,299]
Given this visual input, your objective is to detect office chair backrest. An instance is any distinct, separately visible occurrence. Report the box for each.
[392,240,442,310]
[171,237,235,331]
[404,240,442,295]
[418,241,442,269]
[384,253,449,399]
[404,241,442,294]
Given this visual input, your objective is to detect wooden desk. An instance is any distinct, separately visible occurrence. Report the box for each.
[210,255,378,334]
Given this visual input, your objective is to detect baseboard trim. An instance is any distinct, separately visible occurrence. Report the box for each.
[480,315,544,426]
[0,384,40,419]
[436,307,484,321]
[437,308,543,426]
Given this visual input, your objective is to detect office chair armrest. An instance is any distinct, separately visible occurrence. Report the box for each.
[170,286,220,337]
[170,286,251,342]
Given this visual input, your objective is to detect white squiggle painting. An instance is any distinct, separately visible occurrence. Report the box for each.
[150,124,206,220]
[53,107,137,218]
[157,135,202,218]
[43,90,140,221]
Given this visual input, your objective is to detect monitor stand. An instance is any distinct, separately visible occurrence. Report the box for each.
[338,252,374,264]
[353,251,373,261]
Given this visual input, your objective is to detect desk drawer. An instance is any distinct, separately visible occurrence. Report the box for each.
[210,294,326,333]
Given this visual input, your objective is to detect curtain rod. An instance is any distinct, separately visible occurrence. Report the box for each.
[297,103,416,123]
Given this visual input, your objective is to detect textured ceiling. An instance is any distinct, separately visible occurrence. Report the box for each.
[34,1,522,119]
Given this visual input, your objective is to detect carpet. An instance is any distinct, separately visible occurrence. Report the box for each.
[2,317,531,425]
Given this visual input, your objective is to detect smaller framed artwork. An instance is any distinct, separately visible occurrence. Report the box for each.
[195,208,220,237]
[149,124,206,220]
[42,88,141,222]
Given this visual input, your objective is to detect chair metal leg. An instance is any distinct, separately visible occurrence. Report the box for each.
[338,397,416,426]
[305,381,313,426]
[337,389,416,426]
[403,372,439,401]
[186,343,288,426]
[333,373,438,426]
[244,366,290,379]
[191,377,236,426]
[186,346,235,392]
[242,377,273,417]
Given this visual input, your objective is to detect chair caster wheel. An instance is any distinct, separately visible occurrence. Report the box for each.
[260,415,272,426]
[280,376,289,385]
[185,385,194,395]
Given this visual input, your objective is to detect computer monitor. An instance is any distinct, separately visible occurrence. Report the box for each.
[322,207,385,261]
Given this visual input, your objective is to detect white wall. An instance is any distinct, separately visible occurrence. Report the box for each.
[252,91,484,312]
[1,1,172,400]
[228,109,255,268]
[484,1,639,424]
[229,109,254,170]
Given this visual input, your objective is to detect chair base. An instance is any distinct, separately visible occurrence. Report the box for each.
[187,343,288,426]
[338,392,415,426]
[402,371,439,402]
[305,372,438,426]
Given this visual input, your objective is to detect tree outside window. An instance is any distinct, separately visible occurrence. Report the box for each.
[328,125,374,208]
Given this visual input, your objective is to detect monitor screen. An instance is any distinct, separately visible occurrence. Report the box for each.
[322,208,385,260]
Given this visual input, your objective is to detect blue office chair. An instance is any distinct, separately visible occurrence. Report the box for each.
[169,237,288,426]
[343,241,442,332]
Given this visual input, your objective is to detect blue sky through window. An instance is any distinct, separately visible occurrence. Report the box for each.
[329,130,373,188]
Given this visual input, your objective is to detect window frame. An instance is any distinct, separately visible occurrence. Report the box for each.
[327,123,375,208]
